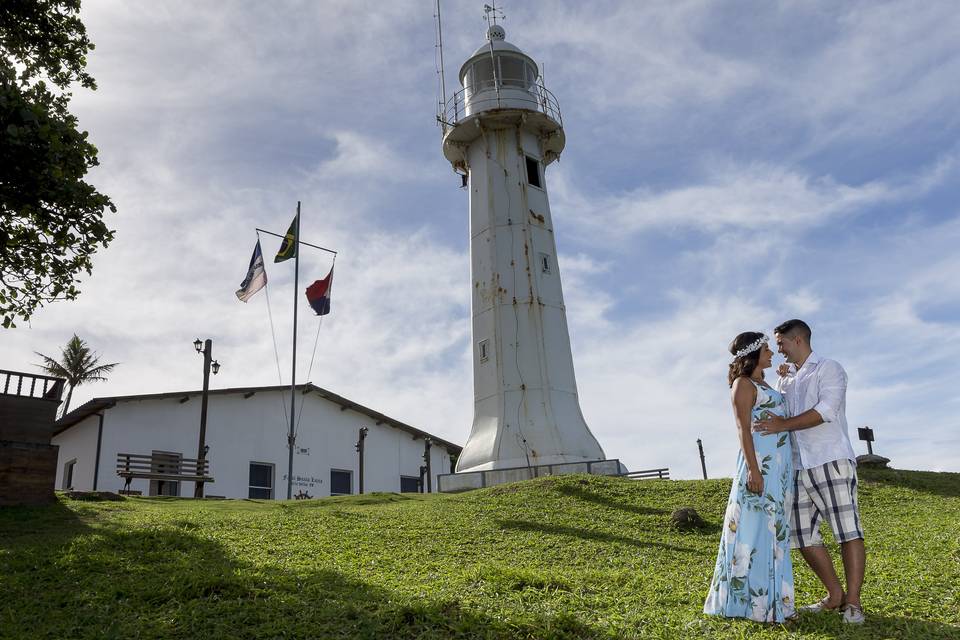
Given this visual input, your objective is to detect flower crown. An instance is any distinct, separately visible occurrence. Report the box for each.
[734,334,768,359]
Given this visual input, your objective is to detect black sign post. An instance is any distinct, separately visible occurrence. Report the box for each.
[857,426,875,455]
[697,438,708,480]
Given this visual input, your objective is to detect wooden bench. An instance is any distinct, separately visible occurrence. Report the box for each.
[621,467,670,480]
[116,452,213,495]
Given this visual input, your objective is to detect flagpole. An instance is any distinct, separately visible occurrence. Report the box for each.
[287,201,300,500]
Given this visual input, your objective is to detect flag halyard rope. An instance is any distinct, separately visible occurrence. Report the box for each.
[258,230,291,431]
[294,254,335,440]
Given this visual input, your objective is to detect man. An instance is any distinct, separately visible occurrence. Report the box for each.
[754,319,865,624]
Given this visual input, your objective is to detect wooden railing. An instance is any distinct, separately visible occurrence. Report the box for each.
[0,369,65,401]
[621,467,670,480]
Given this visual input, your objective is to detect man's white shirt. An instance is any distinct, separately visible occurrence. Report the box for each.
[774,351,856,470]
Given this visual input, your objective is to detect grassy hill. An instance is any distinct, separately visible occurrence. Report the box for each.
[1,468,958,639]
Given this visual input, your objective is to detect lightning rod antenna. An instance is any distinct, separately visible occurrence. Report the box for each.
[434,0,448,129]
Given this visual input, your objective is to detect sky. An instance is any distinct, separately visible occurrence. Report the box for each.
[3,0,959,479]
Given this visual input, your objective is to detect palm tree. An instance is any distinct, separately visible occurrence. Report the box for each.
[35,334,119,417]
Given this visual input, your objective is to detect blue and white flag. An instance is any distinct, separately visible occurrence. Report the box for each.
[236,240,268,302]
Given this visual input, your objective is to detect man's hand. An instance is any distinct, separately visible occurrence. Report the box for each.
[753,413,788,434]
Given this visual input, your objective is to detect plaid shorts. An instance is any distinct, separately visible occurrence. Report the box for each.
[791,458,864,548]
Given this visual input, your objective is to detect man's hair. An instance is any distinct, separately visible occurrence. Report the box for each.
[775,319,812,343]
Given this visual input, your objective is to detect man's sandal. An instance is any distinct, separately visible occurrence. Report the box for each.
[841,603,865,624]
[798,597,844,614]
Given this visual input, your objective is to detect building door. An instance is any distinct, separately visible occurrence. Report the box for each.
[62,459,76,490]
[400,476,420,493]
[149,450,181,497]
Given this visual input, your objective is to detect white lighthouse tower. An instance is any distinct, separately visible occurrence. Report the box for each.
[440,13,609,476]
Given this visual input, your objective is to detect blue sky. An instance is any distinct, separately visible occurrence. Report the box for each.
[3,1,959,478]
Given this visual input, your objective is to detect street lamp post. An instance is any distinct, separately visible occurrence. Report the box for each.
[193,338,220,498]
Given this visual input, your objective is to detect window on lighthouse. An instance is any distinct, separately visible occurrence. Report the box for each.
[478,339,490,363]
[525,156,543,189]
[466,58,495,97]
[540,253,552,275]
[499,56,525,88]
[525,63,538,91]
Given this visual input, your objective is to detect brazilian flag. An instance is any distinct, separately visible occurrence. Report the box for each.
[274,213,299,263]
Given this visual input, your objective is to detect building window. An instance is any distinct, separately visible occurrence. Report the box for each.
[249,462,274,499]
[330,469,353,496]
[539,253,551,274]
[478,338,490,363]
[400,476,420,493]
[62,459,76,490]
[525,156,542,188]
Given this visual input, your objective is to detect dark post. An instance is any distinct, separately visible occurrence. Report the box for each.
[418,465,427,493]
[195,339,212,498]
[93,412,105,490]
[697,438,708,480]
[857,426,875,455]
[423,438,433,493]
[356,427,369,494]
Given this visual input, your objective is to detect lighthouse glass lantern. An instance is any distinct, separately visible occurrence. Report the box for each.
[440,22,608,473]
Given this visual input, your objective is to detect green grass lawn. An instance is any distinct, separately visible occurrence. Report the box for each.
[1,468,958,639]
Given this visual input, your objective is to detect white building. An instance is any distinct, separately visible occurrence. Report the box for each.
[52,383,461,499]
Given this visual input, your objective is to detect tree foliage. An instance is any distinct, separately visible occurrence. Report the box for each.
[35,333,117,416]
[1,0,116,328]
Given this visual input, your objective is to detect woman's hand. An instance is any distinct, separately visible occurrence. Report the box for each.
[777,363,792,377]
[746,467,764,494]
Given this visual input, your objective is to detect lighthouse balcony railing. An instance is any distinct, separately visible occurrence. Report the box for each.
[440,83,562,132]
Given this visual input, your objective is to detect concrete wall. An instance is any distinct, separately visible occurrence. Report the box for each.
[0,395,61,443]
[52,390,458,499]
[0,392,62,505]
[52,415,99,490]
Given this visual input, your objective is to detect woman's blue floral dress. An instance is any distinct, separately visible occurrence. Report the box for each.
[704,380,796,623]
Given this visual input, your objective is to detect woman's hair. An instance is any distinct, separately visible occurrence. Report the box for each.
[728,331,765,387]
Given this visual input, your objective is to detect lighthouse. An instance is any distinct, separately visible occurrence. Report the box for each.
[440,16,609,475]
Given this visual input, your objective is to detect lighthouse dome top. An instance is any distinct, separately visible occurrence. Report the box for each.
[459,25,538,85]
[441,20,565,170]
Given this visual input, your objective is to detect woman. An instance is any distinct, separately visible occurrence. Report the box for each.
[703,332,796,623]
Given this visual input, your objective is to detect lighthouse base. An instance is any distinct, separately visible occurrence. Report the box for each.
[436,458,625,493]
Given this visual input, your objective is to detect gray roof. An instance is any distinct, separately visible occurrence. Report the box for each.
[54,383,462,452]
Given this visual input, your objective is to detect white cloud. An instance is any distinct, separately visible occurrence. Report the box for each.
[552,161,898,245]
